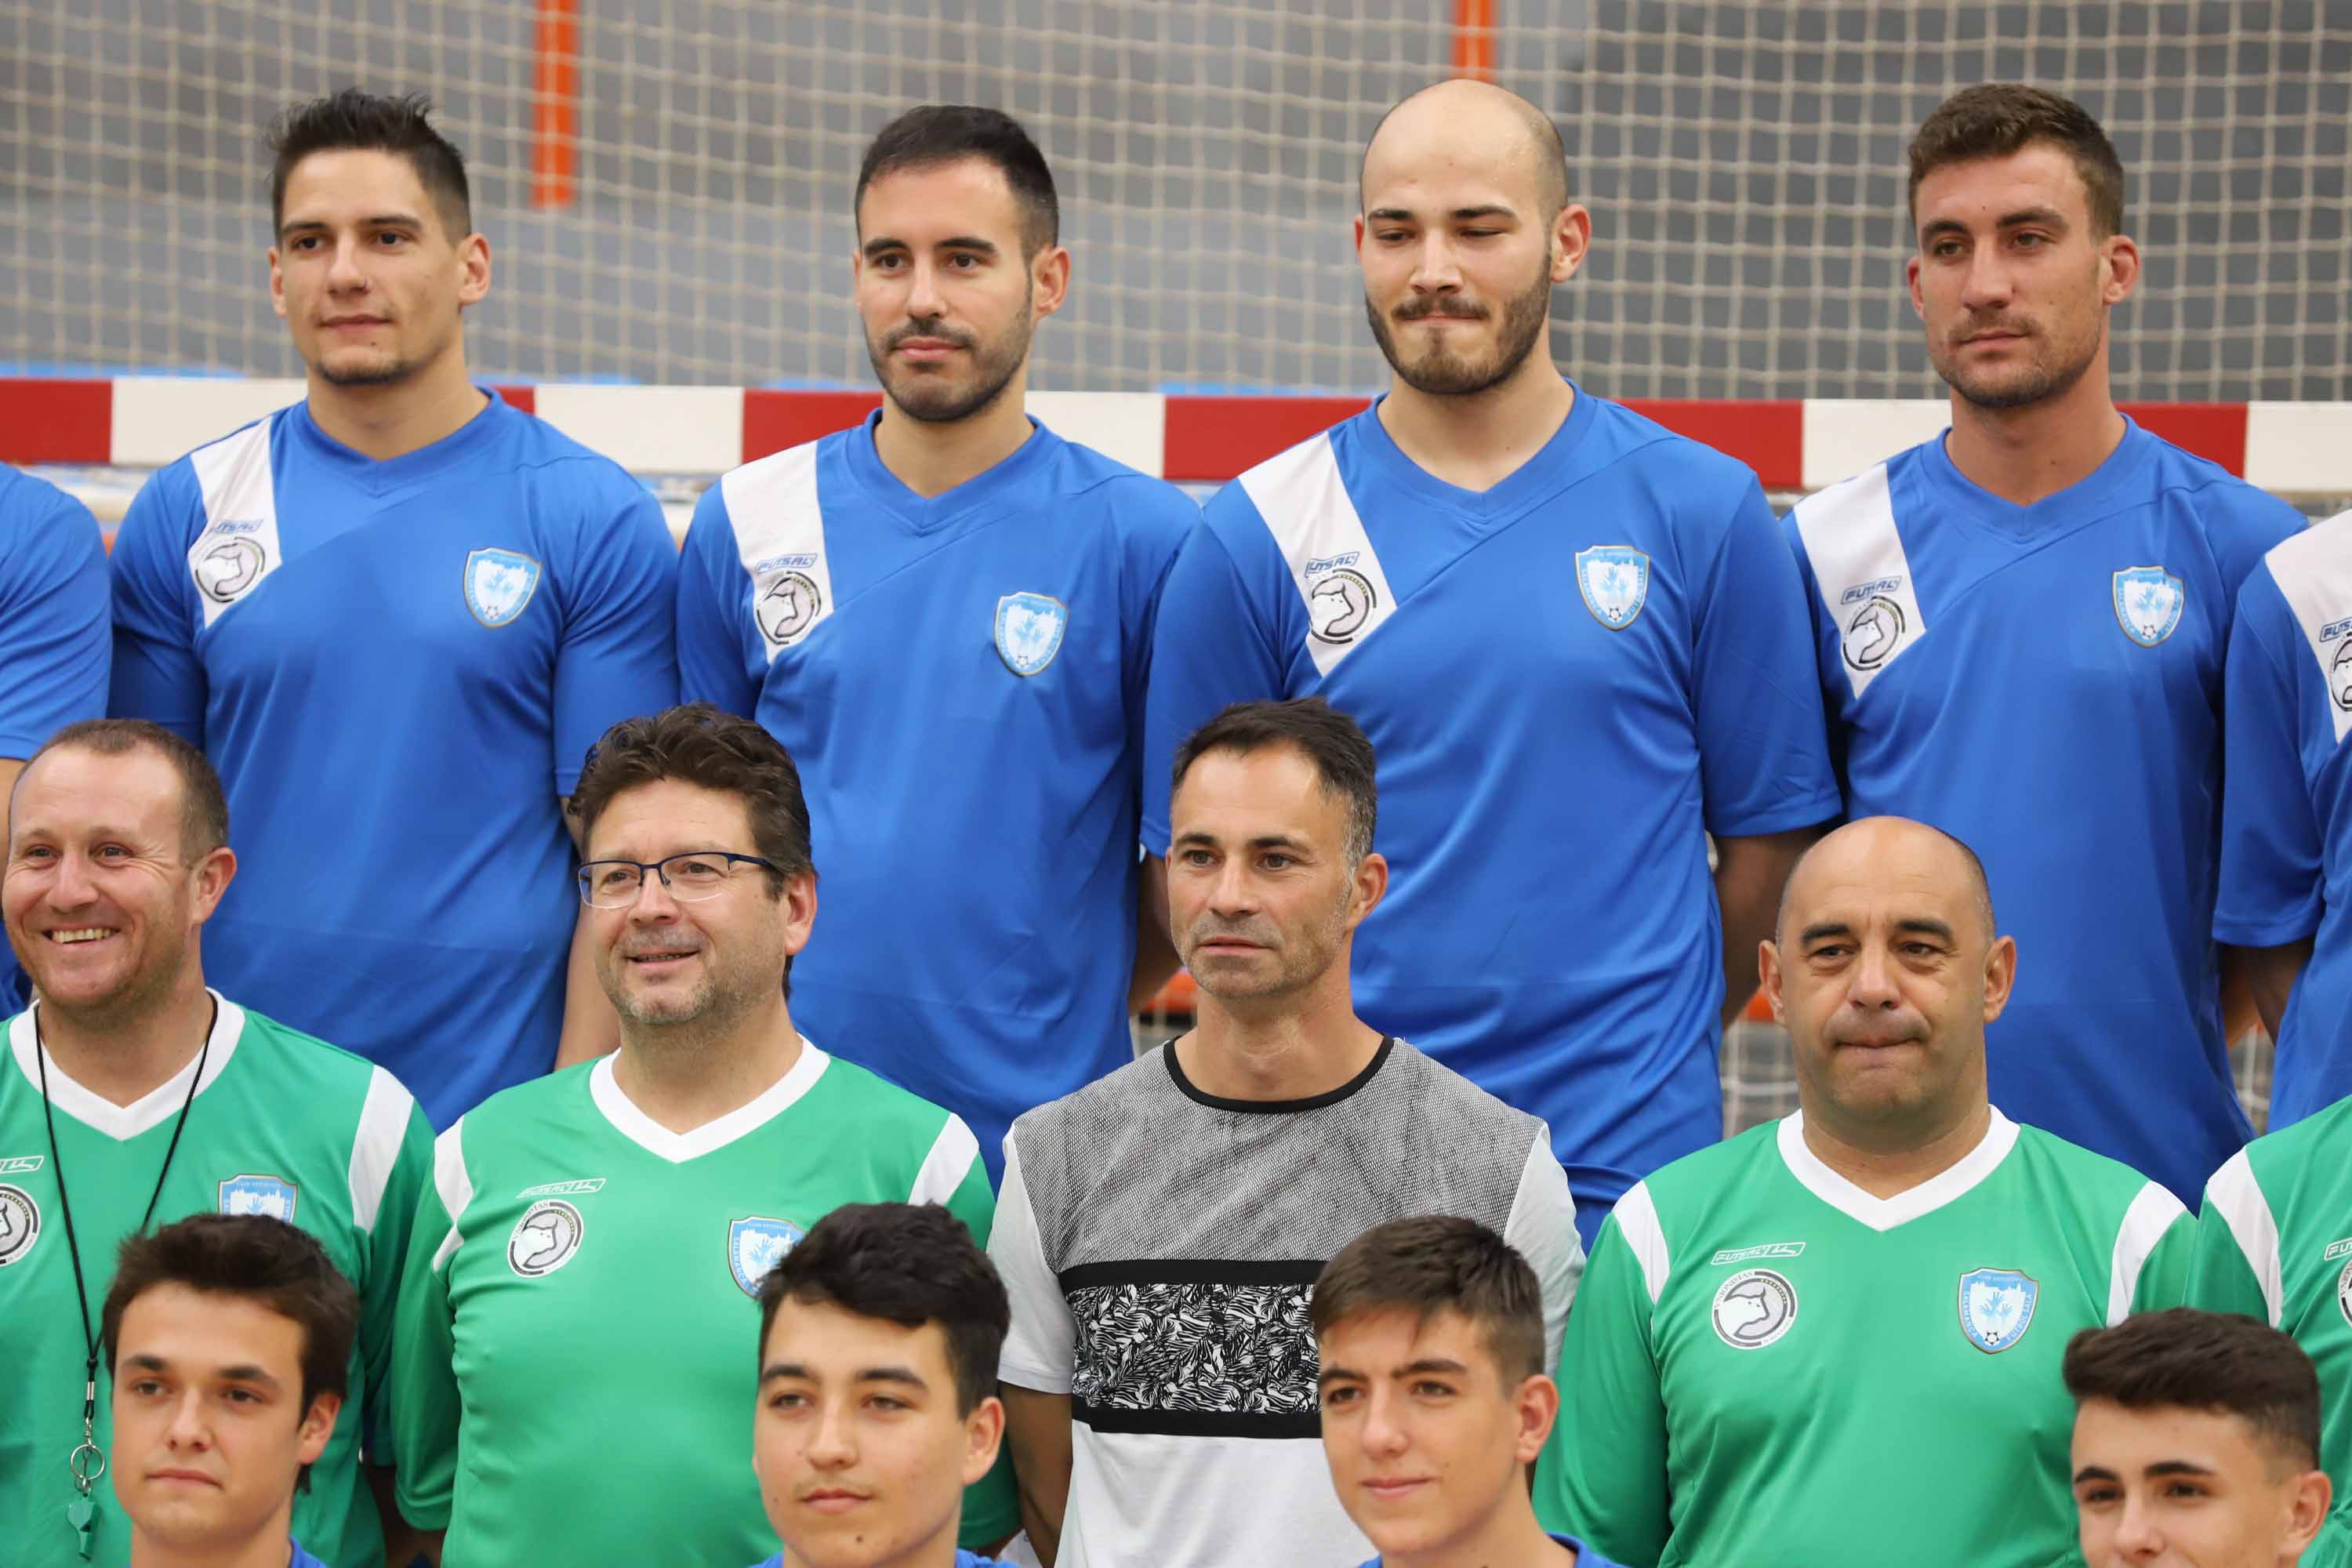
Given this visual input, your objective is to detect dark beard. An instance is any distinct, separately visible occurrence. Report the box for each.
[1365,256,1555,397]
[868,299,1033,425]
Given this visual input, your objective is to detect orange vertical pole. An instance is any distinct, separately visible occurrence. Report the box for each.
[1452,0,1497,82]
[532,0,579,209]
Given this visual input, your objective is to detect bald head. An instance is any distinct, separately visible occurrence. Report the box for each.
[1362,78,1570,220]
[1777,817,1996,948]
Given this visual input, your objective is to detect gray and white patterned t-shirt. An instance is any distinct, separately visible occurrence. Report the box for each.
[990,1036,1583,1568]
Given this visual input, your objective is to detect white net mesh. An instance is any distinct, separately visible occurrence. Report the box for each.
[2,0,2347,398]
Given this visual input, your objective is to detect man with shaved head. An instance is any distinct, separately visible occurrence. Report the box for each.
[1542,815,2197,1568]
[1142,77,1838,1254]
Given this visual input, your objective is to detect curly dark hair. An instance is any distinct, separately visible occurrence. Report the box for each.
[568,703,816,892]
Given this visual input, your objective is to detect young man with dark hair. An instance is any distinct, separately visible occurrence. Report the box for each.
[392,704,1011,1566]
[1314,1218,1624,1568]
[1142,77,1838,1258]
[103,1214,358,1568]
[108,86,680,1130]
[2063,1308,2352,1567]
[1781,82,2308,1213]
[992,698,1581,1568]
[2,718,434,1568]
[674,103,1200,1190]
[750,1203,1009,1568]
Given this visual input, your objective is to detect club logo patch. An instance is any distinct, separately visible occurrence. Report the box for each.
[1958,1268,2038,1352]
[194,536,269,604]
[1575,546,1651,630]
[2112,566,2184,648]
[2338,1258,2352,1330]
[464,548,544,629]
[1843,595,1907,671]
[218,1174,298,1222]
[2331,637,2352,713]
[728,1216,807,1297]
[756,569,825,648]
[1711,1268,1798,1348]
[1305,568,1377,645]
[507,1199,585,1279]
[994,592,1069,677]
[0,1182,39,1266]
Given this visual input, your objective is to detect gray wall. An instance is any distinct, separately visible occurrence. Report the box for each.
[2,0,2345,399]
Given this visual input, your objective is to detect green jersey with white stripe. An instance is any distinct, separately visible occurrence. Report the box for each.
[2187,1091,2352,1497]
[0,996,433,1568]
[1539,1110,2193,1568]
[391,1039,1013,1567]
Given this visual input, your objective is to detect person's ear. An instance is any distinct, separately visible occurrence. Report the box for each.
[1512,1373,1560,1465]
[1759,939,1787,1025]
[1980,934,2018,1024]
[963,1393,1007,1485]
[296,1391,341,1467]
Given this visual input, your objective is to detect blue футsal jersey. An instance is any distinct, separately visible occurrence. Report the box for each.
[107,394,681,1125]
[1784,419,2306,1204]
[2215,507,2352,1126]
[0,463,111,1011]
[677,412,1196,1173]
[1142,390,1840,1228]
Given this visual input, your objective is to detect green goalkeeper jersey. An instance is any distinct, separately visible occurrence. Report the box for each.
[0,997,434,1568]
[2187,1090,2352,1497]
[1538,1109,2194,1568]
[391,1039,1014,1567]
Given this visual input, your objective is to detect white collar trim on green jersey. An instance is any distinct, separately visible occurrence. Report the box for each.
[1777,1107,2020,1232]
[9,991,249,1143]
[589,1035,833,1163]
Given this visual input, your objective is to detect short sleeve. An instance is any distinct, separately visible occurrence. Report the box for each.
[0,470,109,757]
[1534,1206,1672,1565]
[1691,481,1842,838]
[675,481,762,718]
[390,1123,472,1530]
[354,1076,437,1462]
[107,462,209,745]
[2186,1148,2282,1326]
[1500,1127,1585,1377]
[1114,480,1200,790]
[550,477,680,794]
[1138,502,1291,852]
[2215,567,2325,948]
[988,1134,1076,1395]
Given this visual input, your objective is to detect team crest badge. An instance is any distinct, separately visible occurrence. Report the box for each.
[757,569,825,648]
[1958,1268,2038,1352]
[507,1199,586,1278]
[0,1182,39,1266]
[2112,566,2184,648]
[464,548,544,629]
[994,592,1069,677]
[194,535,269,604]
[728,1216,805,1297]
[1575,546,1651,630]
[218,1174,298,1222]
[2331,636,2352,713]
[1710,1268,1798,1348]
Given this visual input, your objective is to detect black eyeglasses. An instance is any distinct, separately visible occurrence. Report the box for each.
[576,851,779,909]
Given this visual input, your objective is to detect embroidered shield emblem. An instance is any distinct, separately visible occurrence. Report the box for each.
[2112,566,2184,648]
[1575,546,1651,630]
[218,1174,299,1222]
[994,592,1069,677]
[1957,1268,2039,1353]
[728,1216,806,1297]
[465,549,545,629]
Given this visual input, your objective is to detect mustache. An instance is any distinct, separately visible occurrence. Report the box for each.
[884,318,979,351]
[1958,317,2033,340]
[1392,296,1488,323]
[1185,916,1282,948]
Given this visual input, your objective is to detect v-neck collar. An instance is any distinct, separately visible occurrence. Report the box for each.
[589,1035,831,1163]
[1347,379,1599,524]
[8,992,249,1142]
[1922,415,2153,546]
[842,408,1054,535]
[1776,1107,2019,1232]
[285,388,507,497]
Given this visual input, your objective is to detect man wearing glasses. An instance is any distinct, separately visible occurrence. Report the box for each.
[389,703,1011,1568]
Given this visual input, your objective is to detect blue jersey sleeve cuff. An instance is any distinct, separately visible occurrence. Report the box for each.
[2213,903,2323,948]
[1705,786,1845,841]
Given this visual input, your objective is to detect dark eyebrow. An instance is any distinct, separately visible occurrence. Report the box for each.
[760,1362,929,1392]
[861,234,1000,260]
[280,213,424,239]
[2143,1460,2220,1478]
[1893,917,1957,944]
[1397,1356,1472,1376]
[1798,920,1854,945]
[122,1354,281,1391]
[1921,205,2070,243]
[1447,205,1516,222]
[1317,1363,1366,1388]
[2073,1464,2118,1484]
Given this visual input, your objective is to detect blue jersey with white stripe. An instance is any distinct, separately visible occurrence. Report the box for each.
[0,464,111,1010]
[1785,419,2304,1203]
[2216,508,2352,1126]
[1142,390,1840,1218]
[107,395,680,1125]
[676,413,1196,1172]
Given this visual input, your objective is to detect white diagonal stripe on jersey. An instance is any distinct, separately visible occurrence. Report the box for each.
[1501,1129,1583,1376]
[1612,1180,1672,1307]
[2203,1147,2285,1326]
[429,1120,475,1276]
[2259,507,2352,744]
[347,1066,416,1235]
[1239,432,1398,678]
[2107,1181,2191,1325]
[187,415,284,630]
[1791,461,1926,702]
[909,1114,981,1208]
[718,441,835,664]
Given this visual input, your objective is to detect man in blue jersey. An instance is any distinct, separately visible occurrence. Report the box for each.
[1782,84,2307,1206]
[103,1215,356,1568]
[750,1203,1007,1568]
[108,89,678,1127]
[1140,78,1839,1245]
[673,104,1196,1173]
[2214,506,2352,1123]
[0,466,111,1010]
